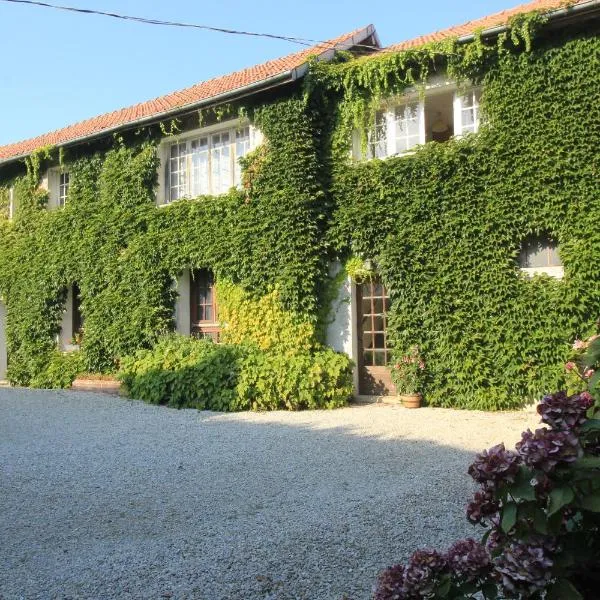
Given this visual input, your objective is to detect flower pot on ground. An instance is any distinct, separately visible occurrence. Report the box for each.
[399,393,422,408]
[390,345,425,408]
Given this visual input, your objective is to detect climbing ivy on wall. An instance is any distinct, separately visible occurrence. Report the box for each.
[325,24,600,409]
[0,12,598,410]
[0,95,330,384]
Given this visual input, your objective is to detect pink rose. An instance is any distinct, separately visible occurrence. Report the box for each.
[573,339,586,350]
[565,362,577,371]
[584,369,595,379]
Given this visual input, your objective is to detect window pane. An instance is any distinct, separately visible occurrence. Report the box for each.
[373,298,384,314]
[235,127,251,185]
[363,351,374,366]
[373,351,387,366]
[368,111,387,159]
[394,102,420,153]
[519,235,561,268]
[372,315,384,331]
[190,138,209,196]
[211,134,231,194]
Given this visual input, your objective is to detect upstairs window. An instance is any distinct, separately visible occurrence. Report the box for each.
[454,90,481,136]
[519,234,563,278]
[163,124,258,204]
[360,86,481,161]
[59,172,70,208]
[47,168,70,209]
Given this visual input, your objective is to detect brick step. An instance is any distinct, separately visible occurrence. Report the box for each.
[71,377,121,395]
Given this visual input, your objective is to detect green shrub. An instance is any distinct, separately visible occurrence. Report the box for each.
[118,335,244,410]
[118,334,353,411]
[235,345,353,410]
[29,350,84,389]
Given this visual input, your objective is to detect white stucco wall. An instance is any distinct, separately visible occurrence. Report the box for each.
[0,301,7,380]
[325,262,359,393]
[175,270,191,336]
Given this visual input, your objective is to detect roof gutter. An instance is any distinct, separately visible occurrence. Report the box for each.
[456,0,600,43]
[0,24,376,168]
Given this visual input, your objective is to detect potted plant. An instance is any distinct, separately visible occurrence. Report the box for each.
[390,345,425,408]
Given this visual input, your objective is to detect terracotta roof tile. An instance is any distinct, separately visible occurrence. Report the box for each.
[0,27,372,163]
[387,0,589,51]
[0,0,591,163]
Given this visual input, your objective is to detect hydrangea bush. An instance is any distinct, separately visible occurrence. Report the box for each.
[374,333,600,599]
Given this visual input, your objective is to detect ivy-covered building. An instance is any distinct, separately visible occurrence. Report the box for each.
[0,0,598,410]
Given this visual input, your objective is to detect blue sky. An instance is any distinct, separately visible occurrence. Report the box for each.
[0,0,517,145]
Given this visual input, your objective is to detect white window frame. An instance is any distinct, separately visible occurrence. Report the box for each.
[46,167,69,210]
[365,101,425,160]
[453,89,482,136]
[357,80,483,161]
[157,120,262,206]
[8,187,14,220]
[519,236,564,279]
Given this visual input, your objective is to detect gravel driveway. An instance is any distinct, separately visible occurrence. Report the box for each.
[0,389,538,600]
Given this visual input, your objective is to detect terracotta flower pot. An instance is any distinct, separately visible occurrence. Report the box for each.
[400,393,422,408]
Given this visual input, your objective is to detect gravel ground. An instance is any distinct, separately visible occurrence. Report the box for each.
[0,389,538,600]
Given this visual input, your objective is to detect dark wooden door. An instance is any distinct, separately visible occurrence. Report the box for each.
[357,280,395,395]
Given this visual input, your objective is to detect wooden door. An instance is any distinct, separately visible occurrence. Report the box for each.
[357,280,395,395]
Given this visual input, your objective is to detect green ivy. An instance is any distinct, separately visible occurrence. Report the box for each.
[327,26,600,409]
[0,96,331,388]
[0,14,598,410]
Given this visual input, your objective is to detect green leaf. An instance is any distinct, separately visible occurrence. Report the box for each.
[573,457,600,470]
[508,474,537,501]
[547,579,583,600]
[501,502,518,532]
[532,506,548,534]
[580,419,600,433]
[548,486,574,515]
[580,492,600,512]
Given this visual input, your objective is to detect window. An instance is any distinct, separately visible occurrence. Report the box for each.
[454,90,481,136]
[59,172,70,208]
[519,234,563,278]
[367,111,388,159]
[163,124,257,204]
[190,269,219,340]
[367,103,424,159]
[72,283,84,342]
[360,86,482,161]
[393,102,422,154]
[359,281,391,367]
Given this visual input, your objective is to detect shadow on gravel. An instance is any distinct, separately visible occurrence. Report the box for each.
[0,390,507,600]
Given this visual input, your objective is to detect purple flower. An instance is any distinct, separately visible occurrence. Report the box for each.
[466,488,500,525]
[494,541,553,596]
[445,538,491,583]
[402,549,447,598]
[486,529,507,554]
[530,473,553,501]
[537,391,592,431]
[468,443,521,487]
[374,564,406,600]
[516,428,581,473]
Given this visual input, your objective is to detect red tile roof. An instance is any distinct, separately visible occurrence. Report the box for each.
[388,0,591,51]
[0,26,374,164]
[0,0,593,164]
